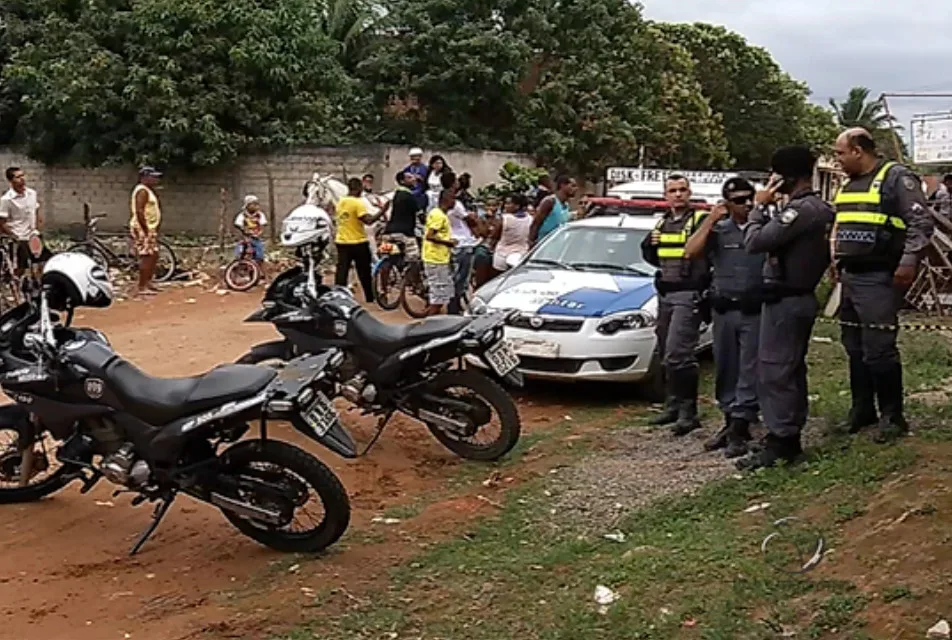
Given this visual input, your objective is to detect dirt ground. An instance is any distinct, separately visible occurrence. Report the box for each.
[0,285,611,640]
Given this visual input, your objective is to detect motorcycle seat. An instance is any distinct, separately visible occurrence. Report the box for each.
[350,309,471,356]
[105,358,277,425]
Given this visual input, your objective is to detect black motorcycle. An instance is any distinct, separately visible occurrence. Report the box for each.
[0,294,356,555]
[238,265,523,462]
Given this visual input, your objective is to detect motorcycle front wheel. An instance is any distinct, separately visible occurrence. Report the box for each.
[418,369,521,461]
[218,440,350,553]
[0,427,74,504]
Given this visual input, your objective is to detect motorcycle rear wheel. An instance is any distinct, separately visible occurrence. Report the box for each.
[420,369,521,461]
[218,440,350,553]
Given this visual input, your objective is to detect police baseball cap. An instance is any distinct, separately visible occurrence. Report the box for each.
[139,165,163,178]
[722,177,755,198]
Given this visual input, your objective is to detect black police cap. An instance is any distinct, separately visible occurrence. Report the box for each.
[722,177,755,198]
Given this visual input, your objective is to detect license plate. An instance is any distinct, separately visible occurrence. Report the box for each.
[485,339,520,376]
[302,391,339,437]
[511,338,560,359]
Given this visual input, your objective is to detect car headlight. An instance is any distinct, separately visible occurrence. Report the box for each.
[468,296,488,315]
[596,310,655,335]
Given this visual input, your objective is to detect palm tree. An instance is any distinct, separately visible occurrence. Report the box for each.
[828,86,899,131]
[830,86,907,160]
[316,0,380,71]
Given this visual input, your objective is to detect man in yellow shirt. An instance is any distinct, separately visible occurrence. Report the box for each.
[130,166,163,298]
[335,177,387,302]
[423,189,458,316]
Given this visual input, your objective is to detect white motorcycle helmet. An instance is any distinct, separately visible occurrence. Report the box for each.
[281,203,333,248]
[42,252,113,311]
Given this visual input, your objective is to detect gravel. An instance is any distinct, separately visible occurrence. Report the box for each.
[546,424,738,534]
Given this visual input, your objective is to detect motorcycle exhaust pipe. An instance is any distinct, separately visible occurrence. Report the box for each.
[210,493,285,525]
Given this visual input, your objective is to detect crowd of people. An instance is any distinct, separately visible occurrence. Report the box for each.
[643,127,934,472]
[330,147,582,316]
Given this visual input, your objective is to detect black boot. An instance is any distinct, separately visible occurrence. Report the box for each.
[735,433,802,471]
[704,414,731,451]
[723,417,752,459]
[873,364,908,443]
[844,357,878,433]
[648,368,678,426]
[671,368,701,437]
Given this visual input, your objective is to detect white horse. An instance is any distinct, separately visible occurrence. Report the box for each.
[303,173,395,260]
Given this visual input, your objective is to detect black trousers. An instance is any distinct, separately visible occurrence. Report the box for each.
[335,241,374,303]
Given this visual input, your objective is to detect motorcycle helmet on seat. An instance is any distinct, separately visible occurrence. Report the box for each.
[42,252,113,311]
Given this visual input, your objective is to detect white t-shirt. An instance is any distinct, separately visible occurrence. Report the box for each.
[448,201,476,248]
[0,187,39,241]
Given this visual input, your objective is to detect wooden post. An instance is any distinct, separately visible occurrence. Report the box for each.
[218,187,227,251]
[266,163,276,244]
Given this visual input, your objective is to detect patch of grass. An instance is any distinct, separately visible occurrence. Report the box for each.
[274,330,952,640]
[882,584,915,603]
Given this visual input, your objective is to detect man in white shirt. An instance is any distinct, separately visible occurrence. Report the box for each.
[439,172,479,314]
[0,166,50,278]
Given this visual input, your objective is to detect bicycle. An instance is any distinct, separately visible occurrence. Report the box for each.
[399,251,471,318]
[66,210,178,282]
[223,237,264,292]
[0,237,25,313]
[372,239,409,311]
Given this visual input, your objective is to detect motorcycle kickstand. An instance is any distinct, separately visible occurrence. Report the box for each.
[129,492,177,556]
[357,410,395,457]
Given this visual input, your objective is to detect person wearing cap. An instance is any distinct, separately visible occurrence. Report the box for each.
[402,147,429,212]
[739,146,835,470]
[233,194,268,271]
[1,166,51,282]
[130,166,163,297]
[831,128,934,443]
[640,174,710,437]
[684,177,764,458]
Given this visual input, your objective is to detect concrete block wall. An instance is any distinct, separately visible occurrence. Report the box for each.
[0,145,534,236]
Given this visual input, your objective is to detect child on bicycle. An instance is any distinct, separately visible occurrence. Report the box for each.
[234,194,267,272]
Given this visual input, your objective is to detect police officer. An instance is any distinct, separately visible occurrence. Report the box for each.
[683,177,764,458]
[641,174,709,436]
[832,128,934,442]
[740,147,835,470]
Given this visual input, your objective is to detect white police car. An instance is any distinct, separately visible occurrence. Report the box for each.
[468,214,713,393]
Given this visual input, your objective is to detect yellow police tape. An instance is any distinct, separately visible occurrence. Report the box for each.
[815,316,952,333]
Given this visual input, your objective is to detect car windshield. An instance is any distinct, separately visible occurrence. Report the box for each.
[527,227,654,276]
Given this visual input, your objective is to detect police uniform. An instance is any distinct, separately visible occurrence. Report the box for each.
[706,212,764,456]
[641,207,709,435]
[833,161,933,439]
[742,187,834,466]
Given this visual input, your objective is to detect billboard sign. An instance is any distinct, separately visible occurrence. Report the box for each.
[912,113,952,165]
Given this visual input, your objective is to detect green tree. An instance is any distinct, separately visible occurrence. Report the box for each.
[512,0,729,178]
[357,0,535,148]
[1,0,362,166]
[657,22,828,169]
[317,0,380,72]
[795,103,841,157]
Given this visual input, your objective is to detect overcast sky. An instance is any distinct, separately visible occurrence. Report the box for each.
[640,0,952,137]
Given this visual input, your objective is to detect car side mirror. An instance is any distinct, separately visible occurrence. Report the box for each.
[505,253,523,270]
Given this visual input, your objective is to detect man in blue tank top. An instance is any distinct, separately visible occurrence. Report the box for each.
[530,175,577,246]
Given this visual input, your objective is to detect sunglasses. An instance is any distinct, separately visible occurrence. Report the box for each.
[727,194,753,205]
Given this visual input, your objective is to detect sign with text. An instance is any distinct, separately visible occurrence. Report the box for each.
[606,167,737,185]
[912,113,952,165]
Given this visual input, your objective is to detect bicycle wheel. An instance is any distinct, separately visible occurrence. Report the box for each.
[154,240,178,282]
[373,257,404,311]
[224,258,261,292]
[67,243,110,273]
[400,261,429,319]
